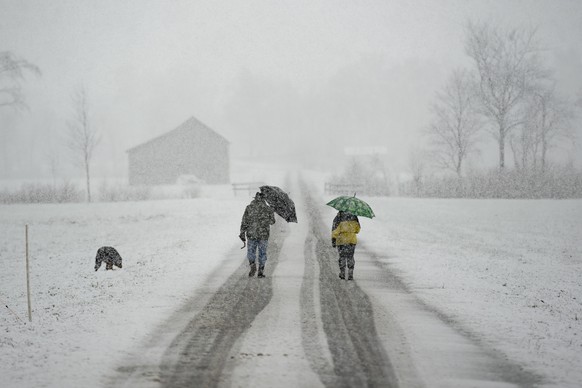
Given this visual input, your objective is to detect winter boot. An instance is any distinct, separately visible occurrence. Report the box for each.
[257,266,265,278]
[249,262,257,277]
[339,270,345,280]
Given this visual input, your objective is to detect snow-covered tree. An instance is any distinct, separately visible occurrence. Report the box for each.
[0,51,40,175]
[408,147,428,197]
[66,87,100,202]
[465,22,547,170]
[0,51,40,109]
[512,85,575,171]
[427,69,482,177]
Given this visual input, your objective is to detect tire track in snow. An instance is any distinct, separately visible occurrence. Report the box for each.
[300,220,337,386]
[300,179,399,388]
[157,223,288,388]
[358,246,545,388]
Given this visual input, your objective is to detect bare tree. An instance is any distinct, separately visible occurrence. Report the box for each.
[45,149,60,189]
[529,86,573,171]
[465,21,547,169]
[0,51,40,109]
[509,117,538,171]
[511,85,575,171]
[427,69,482,177]
[408,147,427,197]
[67,87,100,202]
[0,51,40,175]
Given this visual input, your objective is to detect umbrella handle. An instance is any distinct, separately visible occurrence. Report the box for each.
[240,241,246,249]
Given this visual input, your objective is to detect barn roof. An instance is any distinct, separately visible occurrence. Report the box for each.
[127,116,229,153]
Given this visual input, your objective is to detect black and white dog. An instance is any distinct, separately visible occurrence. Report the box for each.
[94,246,123,271]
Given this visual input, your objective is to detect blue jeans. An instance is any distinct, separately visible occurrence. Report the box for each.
[247,239,268,268]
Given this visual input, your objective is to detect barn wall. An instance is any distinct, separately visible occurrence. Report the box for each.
[188,137,230,184]
[128,127,229,185]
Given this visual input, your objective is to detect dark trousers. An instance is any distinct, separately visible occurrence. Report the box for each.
[337,244,356,275]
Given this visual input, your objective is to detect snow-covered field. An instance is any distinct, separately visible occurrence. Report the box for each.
[0,193,250,387]
[1,171,581,387]
[357,197,582,387]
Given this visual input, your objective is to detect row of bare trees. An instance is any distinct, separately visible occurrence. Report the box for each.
[1,51,99,202]
[425,22,578,180]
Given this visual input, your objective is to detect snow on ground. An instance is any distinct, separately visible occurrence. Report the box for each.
[0,193,251,388]
[352,197,582,388]
[1,168,581,387]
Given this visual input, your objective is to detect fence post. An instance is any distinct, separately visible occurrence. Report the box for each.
[25,225,32,322]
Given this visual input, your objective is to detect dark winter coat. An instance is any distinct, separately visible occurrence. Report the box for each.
[331,211,360,246]
[240,198,276,240]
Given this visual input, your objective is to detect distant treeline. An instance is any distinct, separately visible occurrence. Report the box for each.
[0,182,84,204]
[330,155,582,199]
[0,181,200,204]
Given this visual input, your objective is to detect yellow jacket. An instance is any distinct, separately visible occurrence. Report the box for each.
[332,220,360,245]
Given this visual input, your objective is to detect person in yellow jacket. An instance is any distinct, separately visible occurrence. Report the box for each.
[331,211,360,280]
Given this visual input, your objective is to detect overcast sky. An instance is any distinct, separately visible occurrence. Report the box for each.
[1,0,581,179]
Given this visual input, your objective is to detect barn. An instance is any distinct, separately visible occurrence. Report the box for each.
[127,117,230,185]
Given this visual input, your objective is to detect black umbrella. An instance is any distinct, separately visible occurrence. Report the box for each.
[260,185,297,223]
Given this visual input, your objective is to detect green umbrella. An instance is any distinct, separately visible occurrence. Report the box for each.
[326,195,375,219]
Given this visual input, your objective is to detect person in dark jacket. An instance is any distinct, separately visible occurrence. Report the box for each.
[94,246,123,271]
[331,211,360,280]
[239,192,276,278]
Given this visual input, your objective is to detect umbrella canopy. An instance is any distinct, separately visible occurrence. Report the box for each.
[326,196,375,219]
[260,185,297,223]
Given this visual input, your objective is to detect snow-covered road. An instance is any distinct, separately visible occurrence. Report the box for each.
[110,176,542,388]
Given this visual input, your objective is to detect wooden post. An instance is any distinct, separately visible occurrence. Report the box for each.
[25,225,31,322]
